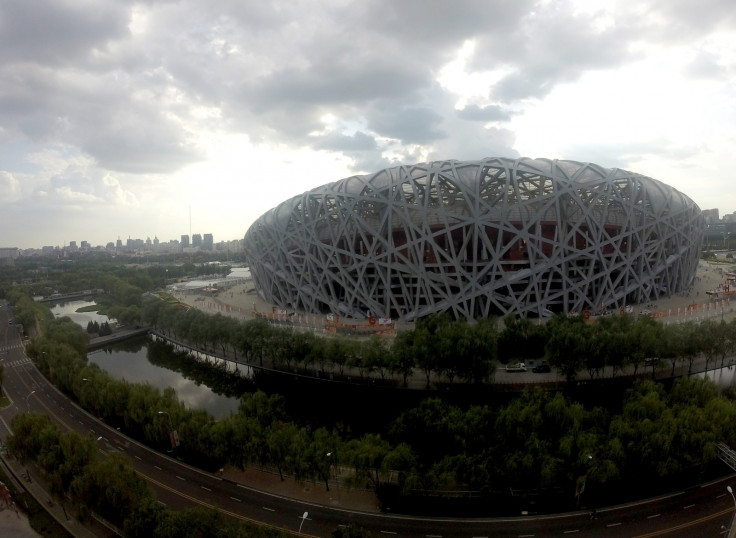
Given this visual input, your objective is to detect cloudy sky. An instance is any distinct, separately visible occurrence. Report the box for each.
[2,0,735,249]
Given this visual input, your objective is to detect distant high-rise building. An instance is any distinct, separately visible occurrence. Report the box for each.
[702,208,720,224]
[153,236,159,249]
[181,235,190,249]
[126,237,144,250]
[192,234,202,248]
[203,233,213,250]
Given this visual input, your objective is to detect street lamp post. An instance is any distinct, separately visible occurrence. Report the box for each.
[726,486,736,538]
[326,451,340,501]
[25,390,36,412]
[298,511,308,535]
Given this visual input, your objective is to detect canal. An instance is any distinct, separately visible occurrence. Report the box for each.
[51,300,240,419]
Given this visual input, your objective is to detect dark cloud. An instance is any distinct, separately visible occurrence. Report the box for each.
[311,131,377,153]
[456,104,511,122]
[477,7,638,102]
[0,0,129,66]
[368,106,446,144]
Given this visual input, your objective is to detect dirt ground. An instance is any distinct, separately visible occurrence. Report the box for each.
[177,259,736,327]
[0,508,39,538]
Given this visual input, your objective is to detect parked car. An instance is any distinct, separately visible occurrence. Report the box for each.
[505,362,526,372]
[532,362,551,373]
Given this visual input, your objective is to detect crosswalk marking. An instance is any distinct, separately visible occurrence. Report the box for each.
[1,357,31,367]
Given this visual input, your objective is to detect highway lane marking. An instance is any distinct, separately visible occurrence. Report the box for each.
[201,486,211,492]
[647,514,661,519]
[379,532,397,535]
[633,506,731,537]
[134,455,142,461]
[154,466,162,471]
[176,475,186,481]
[563,531,579,534]
[606,522,622,527]
[262,507,275,511]
[717,493,727,499]
[230,497,241,502]
[518,535,535,537]
[426,535,442,537]
[683,503,695,509]
[140,472,308,536]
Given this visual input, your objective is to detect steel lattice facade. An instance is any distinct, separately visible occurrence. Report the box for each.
[244,157,703,321]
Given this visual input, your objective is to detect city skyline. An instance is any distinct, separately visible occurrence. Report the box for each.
[1,1,735,249]
[23,232,238,252]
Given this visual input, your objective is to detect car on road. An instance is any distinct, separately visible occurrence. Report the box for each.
[505,362,526,372]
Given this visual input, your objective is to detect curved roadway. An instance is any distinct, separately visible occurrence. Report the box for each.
[1,304,735,537]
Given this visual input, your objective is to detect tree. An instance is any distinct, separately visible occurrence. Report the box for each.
[362,336,390,380]
[70,452,155,528]
[307,427,341,491]
[413,313,451,388]
[459,317,498,383]
[324,336,350,376]
[267,421,301,481]
[626,317,663,376]
[544,315,589,383]
[499,316,546,361]
[7,413,59,463]
[389,330,415,387]
[237,318,273,366]
[346,434,389,490]
[436,319,467,383]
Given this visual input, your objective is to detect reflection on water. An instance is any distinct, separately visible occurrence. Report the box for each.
[50,299,112,327]
[51,300,239,419]
[88,343,240,419]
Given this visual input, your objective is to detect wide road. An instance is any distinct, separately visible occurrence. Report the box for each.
[1,304,735,536]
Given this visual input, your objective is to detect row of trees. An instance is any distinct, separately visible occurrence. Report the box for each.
[387,376,736,507]
[6,413,289,538]
[86,320,113,335]
[142,292,736,387]
[545,313,736,381]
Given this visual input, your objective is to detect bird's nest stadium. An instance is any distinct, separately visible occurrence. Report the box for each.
[243,157,703,321]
